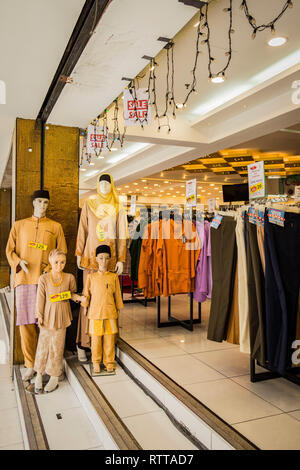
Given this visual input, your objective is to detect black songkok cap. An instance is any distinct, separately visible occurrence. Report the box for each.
[32,190,50,200]
[99,174,111,184]
[96,244,111,257]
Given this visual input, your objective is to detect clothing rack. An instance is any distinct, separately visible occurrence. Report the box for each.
[120,275,156,307]
[250,358,300,385]
[157,293,201,332]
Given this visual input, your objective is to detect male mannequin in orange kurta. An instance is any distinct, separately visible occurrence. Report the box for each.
[6,190,67,380]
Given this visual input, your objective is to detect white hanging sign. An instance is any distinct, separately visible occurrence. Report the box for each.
[295,185,300,203]
[208,198,216,212]
[247,161,266,199]
[130,195,137,216]
[123,88,151,126]
[87,125,107,154]
[186,179,197,207]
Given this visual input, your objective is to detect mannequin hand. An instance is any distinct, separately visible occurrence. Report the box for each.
[38,319,43,327]
[19,260,29,273]
[115,261,123,275]
[77,256,84,271]
[72,293,86,303]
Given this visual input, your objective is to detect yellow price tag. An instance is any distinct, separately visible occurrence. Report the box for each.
[187,194,195,203]
[96,224,105,242]
[28,242,48,251]
[50,291,71,303]
[250,182,263,194]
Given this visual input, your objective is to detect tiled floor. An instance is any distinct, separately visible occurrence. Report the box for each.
[83,363,197,450]
[0,308,24,450]
[119,295,300,450]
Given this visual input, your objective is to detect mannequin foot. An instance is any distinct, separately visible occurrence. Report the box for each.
[23,368,35,381]
[106,365,115,373]
[93,363,101,373]
[77,346,88,363]
[44,376,59,393]
[35,374,43,394]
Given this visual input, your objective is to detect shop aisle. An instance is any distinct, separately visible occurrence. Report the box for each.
[0,304,24,450]
[120,296,300,450]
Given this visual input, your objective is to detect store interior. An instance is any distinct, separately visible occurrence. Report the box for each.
[1,0,300,451]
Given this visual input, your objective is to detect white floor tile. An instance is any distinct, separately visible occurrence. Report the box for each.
[123,410,198,450]
[98,380,160,418]
[232,375,300,412]
[128,337,184,359]
[0,441,24,450]
[35,380,81,414]
[192,348,251,377]
[211,433,234,450]
[0,407,23,448]
[165,332,238,354]
[233,414,300,450]
[41,406,102,450]
[84,363,131,385]
[0,364,11,378]
[288,410,300,422]
[185,379,282,425]
[151,354,224,386]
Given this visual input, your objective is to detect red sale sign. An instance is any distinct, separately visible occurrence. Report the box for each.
[124,88,151,126]
[87,126,107,153]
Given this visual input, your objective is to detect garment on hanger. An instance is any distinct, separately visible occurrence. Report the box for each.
[235,209,250,354]
[207,215,237,342]
[246,213,266,365]
[264,209,300,373]
[194,220,212,303]
[226,263,240,345]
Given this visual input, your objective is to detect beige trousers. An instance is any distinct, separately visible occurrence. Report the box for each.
[235,211,250,354]
[19,324,38,368]
[91,334,116,369]
[34,327,66,377]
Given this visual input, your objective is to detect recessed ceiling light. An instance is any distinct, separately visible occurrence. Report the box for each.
[154,183,159,186]
[28,147,33,152]
[180,185,185,188]
[164,181,169,184]
[268,37,287,47]
[142,179,147,182]
[170,187,173,190]
[211,75,225,84]
[133,182,138,185]
[125,185,129,188]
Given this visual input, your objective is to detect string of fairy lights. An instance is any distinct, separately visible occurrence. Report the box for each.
[80,0,293,166]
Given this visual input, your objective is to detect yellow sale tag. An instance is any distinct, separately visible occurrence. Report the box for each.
[96,224,105,242]
[50,291,71,303]
[250,182,263,194]
[186,194,195,203]
[28,242,48,251]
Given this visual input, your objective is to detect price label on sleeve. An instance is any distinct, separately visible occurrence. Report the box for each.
[50,291,71,303]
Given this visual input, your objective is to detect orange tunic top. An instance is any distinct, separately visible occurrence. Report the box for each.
[6,216,67,288]
[81,271,123,320]
[75,201,127,272]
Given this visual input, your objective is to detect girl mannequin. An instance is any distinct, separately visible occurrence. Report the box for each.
[34,249,84,393]
[81,244,123,373]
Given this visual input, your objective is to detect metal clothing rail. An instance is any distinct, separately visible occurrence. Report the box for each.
[120,275,156,307]
[250,358,300,386]
[157,293,201,332]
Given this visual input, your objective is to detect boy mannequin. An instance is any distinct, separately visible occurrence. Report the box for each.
[81,244,123,373]
[6,190,67,381]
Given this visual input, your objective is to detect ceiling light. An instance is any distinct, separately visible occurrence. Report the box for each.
[180,185,185,188]
[154,183,159,186]
[268,175,281,179]
[133,182,138,185]
[142,179,147,182]
[117,188,121,190]
[268,37,287,47]
[164,181,169,184]
[125,185,129,188]
[210,75,225,84]
[160,190,164,192]
[167,193,171,195]
[210,183,214,186]
[28,147,33,152]
[176,191,180,194]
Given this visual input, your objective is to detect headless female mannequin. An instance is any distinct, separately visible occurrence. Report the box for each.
[75,174,127,363]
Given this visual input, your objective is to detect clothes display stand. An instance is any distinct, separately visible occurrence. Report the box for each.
[250,358,300,385]
[157,293,201,332]
[120,274,156,307]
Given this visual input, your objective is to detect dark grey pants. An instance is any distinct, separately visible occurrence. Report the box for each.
[207,216,237,342]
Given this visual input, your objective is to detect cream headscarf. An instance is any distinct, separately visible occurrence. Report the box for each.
[87,173,122,218]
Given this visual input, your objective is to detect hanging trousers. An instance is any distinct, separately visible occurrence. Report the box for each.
[264,211,300,373]
[207,216,237,342]
[246,216,266,365]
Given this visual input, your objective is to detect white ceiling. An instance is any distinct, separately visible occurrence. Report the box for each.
[60,0,300,191]
[0,0,85,183]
